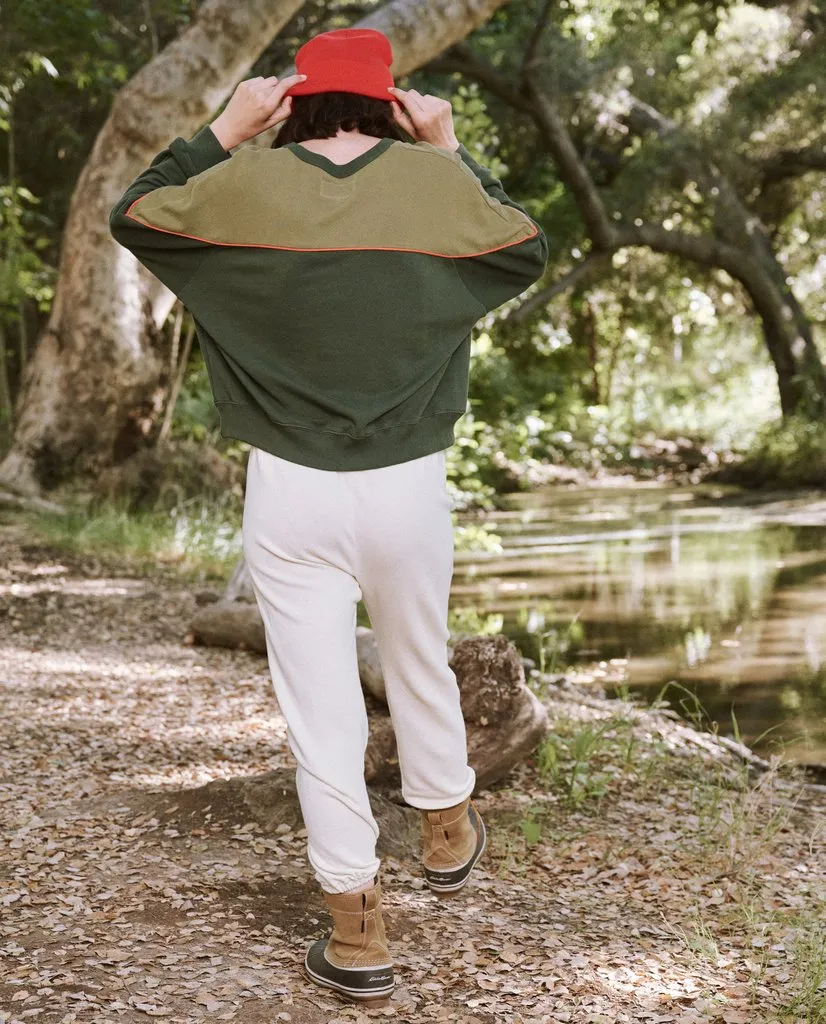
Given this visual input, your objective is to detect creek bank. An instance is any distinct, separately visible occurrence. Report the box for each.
[2,513,825,1022]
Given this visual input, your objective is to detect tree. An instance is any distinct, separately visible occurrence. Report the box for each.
[0,0,514,495]
[423,0,826,419]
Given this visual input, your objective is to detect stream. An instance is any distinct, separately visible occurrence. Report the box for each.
[450,482,826,769]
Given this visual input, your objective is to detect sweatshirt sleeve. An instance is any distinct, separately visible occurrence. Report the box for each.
[452,144,549,314]
[108,125,231,296]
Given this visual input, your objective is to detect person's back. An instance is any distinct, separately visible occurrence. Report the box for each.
[109,26,548,1009]
[109,42,547,472]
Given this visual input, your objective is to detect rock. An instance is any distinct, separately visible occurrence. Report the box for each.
[452,633,530,726]
[364,715,400,783]
[189,599,267,653]
[357,627,385,701]
[365,634,550,792]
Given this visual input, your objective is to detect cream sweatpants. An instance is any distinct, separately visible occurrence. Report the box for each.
[242,445,477,894]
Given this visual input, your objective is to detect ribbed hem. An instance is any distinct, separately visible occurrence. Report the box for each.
[402,766,477,810]
[218,403,462,471]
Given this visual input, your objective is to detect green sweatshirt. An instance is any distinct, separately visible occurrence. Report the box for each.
[109,125,548,471]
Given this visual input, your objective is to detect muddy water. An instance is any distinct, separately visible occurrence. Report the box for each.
[450,484,826,768]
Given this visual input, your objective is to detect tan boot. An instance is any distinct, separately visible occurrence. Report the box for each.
[304,874,395,1004]
[421,796,486,895]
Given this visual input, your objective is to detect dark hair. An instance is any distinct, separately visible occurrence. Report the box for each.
[272,91,407,147]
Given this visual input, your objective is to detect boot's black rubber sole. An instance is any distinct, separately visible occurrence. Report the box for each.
[304,939,395,1003]
[423,802,487,894]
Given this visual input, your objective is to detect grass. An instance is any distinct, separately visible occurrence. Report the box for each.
[503,679,826,1020]
[23,497,242,581]
[663,911,721,962]
[528,679,807,877]
[16,492,509,591]
[781,925,826,1022]
[649,683,804,875]
[535,719,620,809]
[517,804,544,847]
[724,895,826,1020]
[531,697,641,811]
[534,615,585,677]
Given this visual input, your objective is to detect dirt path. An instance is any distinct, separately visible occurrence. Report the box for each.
[1,515,824,1024]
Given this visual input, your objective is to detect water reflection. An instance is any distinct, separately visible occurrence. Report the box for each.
[450,485,826,767]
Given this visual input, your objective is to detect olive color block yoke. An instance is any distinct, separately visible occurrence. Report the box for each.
[109,126,549,471]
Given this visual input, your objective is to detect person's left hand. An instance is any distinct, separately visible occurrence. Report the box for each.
[387,87,460,151]
[210,74,307,150]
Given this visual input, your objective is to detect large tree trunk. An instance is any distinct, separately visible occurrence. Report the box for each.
[746,270,826,417]
[0,0,513,496]
[0,0,305,495]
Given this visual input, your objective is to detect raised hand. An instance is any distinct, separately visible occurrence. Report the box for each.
[210,74,307,150]
[387,87,460,152]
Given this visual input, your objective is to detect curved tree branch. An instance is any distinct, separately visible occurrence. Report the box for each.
[421,42,616,247]
[759,145,826,184]
[423,52,534,112]
[524,73,616,249]
[507,253,612,323]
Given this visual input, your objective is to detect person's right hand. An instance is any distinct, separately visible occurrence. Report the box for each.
[211,74,307,150]
[387,87,460,151]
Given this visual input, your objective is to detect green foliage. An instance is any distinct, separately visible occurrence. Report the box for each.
[534,617,585,676]
[170,351,223,445]
[728,415,826,487]
[780,927,826,1022]
[534,715,632,809]
[2,1,195,232]
[0,183,55,319]
[417,0,825,467]
[3,0,825,482]
[26,498,242,581]
[518,807,543,847]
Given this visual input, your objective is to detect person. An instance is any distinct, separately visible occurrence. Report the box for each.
[109,26,549,1006]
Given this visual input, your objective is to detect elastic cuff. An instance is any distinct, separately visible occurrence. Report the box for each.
[402,765,476,811]
[312,853,382,895]
[317,866,381,895]
[172,124,231,176]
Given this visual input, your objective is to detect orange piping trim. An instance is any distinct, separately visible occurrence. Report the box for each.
[124,194,539,258]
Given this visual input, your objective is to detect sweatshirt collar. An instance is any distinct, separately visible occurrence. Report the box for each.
[285,136,396,178]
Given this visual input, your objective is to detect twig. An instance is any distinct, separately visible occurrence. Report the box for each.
[520,0,555,84]
[157,320,195,447]
[507,253,613,322]
[0,489,67,515]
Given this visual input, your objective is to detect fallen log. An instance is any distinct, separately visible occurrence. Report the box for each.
[366,634,550,792]
[187,599,267,653]
[189,590,550,793]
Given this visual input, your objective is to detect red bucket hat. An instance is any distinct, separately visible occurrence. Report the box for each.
[284,28,395,103]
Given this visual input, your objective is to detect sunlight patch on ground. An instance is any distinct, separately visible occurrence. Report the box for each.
[0,577,147,598]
